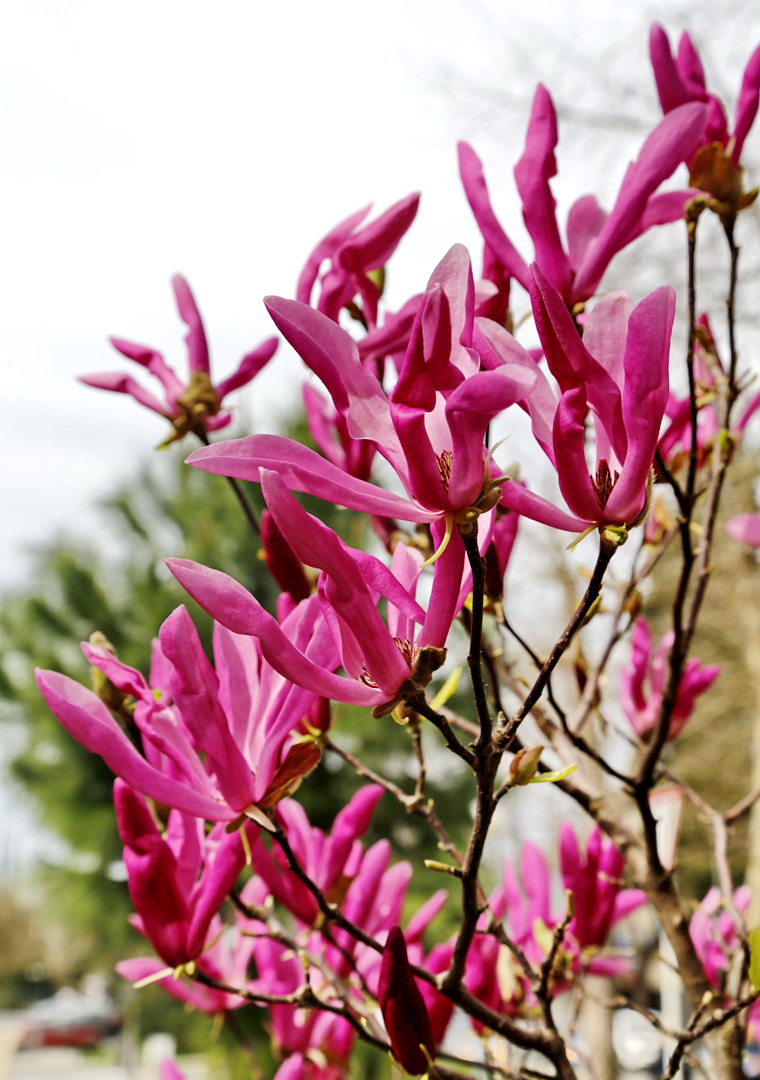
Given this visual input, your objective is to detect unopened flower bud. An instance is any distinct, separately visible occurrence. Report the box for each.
[378,925,436,1075]
[509,745,544,785]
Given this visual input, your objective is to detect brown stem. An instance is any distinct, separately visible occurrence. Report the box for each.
[195,427,261,535]
[494,536,616,752]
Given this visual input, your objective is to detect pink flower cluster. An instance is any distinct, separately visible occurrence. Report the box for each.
[34,19,760,1078]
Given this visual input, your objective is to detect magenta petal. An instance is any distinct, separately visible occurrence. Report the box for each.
[107,337,185,400]
[264,297,401,454]
[531,266,624,457]
[612,888,648,923]
[445,368,536,504]
[321,785,384,889]
[187,435,430,522]
[339,192,420,273]
[165,560,382,707]
[514,84,573,297]
[261,471,411,695]
[499,479,589,533]
[296,204,371,305]
[605,286,674,523]
[159,607,256,813]
[566,195,608,270]
[186,829,248,957]
[733,44,760,163]
[571,103,707,302]
[78,372,168,415]
[458,142,532,292]
[36,670,232,820]
[215,336,278,399]
[172,276,210,375]
[726,513,760,548]
[649,24,692,113]
[553,389,603,523]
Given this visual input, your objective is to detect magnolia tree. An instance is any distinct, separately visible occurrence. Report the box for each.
[33,23,760,1080]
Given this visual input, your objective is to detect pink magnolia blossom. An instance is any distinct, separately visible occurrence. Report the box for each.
[167,475,467,719]
[36,599,332,822]
[620,617,720,741]
[245,785,385,927]
[478,270,675,534]
[187,246,535,540]
[558,824,647,956]
[113,780,250,968]
[658,314,760,473]
[509,830,644,976]
[80,275,277,444]
[296,193,419,330]
[650,25,760,171]
[459,89,706,306]
[463,829,646,1022]
[726,513,760,548]
[378,926,436,1075]
[690,885,751,987]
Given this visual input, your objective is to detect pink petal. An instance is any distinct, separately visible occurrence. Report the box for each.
[165,560,382,708]
[514,84,572,297]
[215,336,278,399]
[458,142,532,292]
[727,513,760,548]
[78,372,168,415]
[172,276,210,375]
[36,670,232,820]
[733,44,760,163]
[187,434,431,522]
[572,103,707,302]
[296,204,372,305]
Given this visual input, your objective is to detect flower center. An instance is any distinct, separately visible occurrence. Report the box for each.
[436,451,453,492]
[591,459,619,510]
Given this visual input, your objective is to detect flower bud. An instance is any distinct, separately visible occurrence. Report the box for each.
[508,745,544,785]
[378,925,436,1075]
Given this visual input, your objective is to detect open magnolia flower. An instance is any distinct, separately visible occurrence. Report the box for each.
[459,90,705,306]
[477,267,675,536]
[620,617,720,741]
[650,24,760,215]
[35,600,330,823]
[80,275,278,444]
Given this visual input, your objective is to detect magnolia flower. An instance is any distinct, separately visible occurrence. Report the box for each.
[378,926,436,1075]
[459,89,706,306]
[80,275,278,444]
[620,617,720,741]
[113,780,250,968]
[167,470,470,719]
[36,599,332,823]
[558,824,646,957]
[658,314,760,472]
[296,193,419,330]
[478,269,675,534]
[650,25,760,215]
[245,786,385,927]
[188,246,535,537]
[690,885,751,986]
[726,514,760,548]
